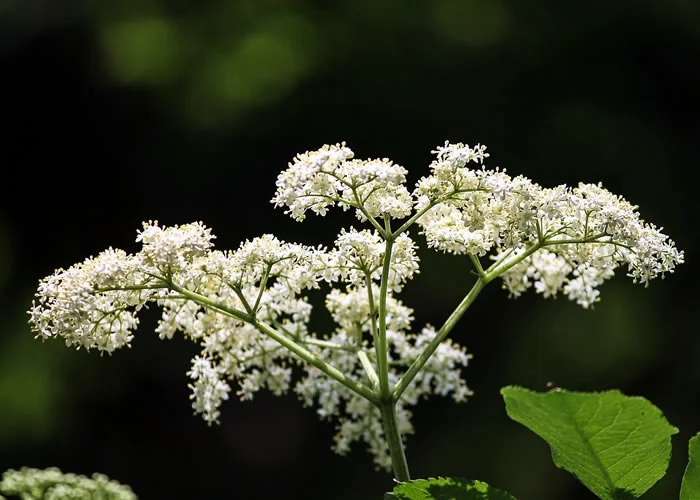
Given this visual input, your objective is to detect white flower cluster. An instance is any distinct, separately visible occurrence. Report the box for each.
[0,467,136,500]
[483,181,684,307]
[28,140,684,473]
[28,218,466,467]
[149,232,325,423]
[136,220,215,274]
[318,228,419,292]
[271,143,413,221]
[28,247,147,353]
[274,142,683,308]
[415,144,682,307]
[28,221,215,353]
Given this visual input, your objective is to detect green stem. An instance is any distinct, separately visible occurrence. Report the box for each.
[350,185,386,237]
[253,265,271,312]
[170,283,379,405]
[392,199,440,237]
[254,321,378,404]
[393,233,617,400]
[469,254,485,277]
[302,337,358,352]
[484,242,541,277]
[378,399,410,481]
[392,241,547,401]
[392,276,487,401]
[358,350,379,389]
[377,225,395,398]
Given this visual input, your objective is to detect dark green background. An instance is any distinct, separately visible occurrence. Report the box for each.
[1,1,698,499]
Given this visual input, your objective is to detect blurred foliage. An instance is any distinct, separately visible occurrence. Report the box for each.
[1,0,698,499]
[0,305,65,444]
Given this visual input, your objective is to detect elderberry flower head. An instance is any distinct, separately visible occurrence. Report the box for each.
[28,247,147,352]
[411,142,684,307]
[271,143,413,221]
[320,227,420,292]
[27,140,684,475]
[28,221,215,353]
[272,141,683,308]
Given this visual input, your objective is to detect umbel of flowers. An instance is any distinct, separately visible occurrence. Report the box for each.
[28,142,683,480]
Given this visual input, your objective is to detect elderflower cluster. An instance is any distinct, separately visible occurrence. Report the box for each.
[152,233,325,422]
[28,221,215,353]
[0,467,136,500]
[273,142,682,308]
[411,142,684,306]
[271,143,413,221]
[27,217,465,467]
[320,228,420,292]
[28,140,683,472]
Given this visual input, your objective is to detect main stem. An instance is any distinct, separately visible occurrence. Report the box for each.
[380,274,489,481]
[377,240,548,477]
[378,398,411,482]
[375,218,412,481]
[376,232,394,397]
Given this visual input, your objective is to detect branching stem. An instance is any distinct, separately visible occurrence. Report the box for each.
[169,282,379,405]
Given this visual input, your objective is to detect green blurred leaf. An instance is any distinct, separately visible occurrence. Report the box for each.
[100,17,184,84]
[183,14,318,126]
[501,386,677,499]
[0,306,69,444]
[680,432,700,500]
[430,0,509,47]
[385,477,517,500]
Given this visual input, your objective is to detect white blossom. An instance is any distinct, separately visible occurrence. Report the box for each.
[136,220,215,274]
[271,144,413,222]
[320,228,420,292]
[486,180,684,308]
[27,140,684,475]
[411,143,683,307]
[28,248,149,353]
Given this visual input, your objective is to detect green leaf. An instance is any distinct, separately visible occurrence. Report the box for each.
[384,477,517,500]
[501,386,677,500]
[680,432,700,499]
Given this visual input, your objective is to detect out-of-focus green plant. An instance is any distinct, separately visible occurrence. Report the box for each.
[0,467,136,500]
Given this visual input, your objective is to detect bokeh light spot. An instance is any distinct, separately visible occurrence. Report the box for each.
[100,17,184,85]
[431,0,509,47]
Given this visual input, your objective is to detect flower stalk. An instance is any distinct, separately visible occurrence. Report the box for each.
[378,398,411,482]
